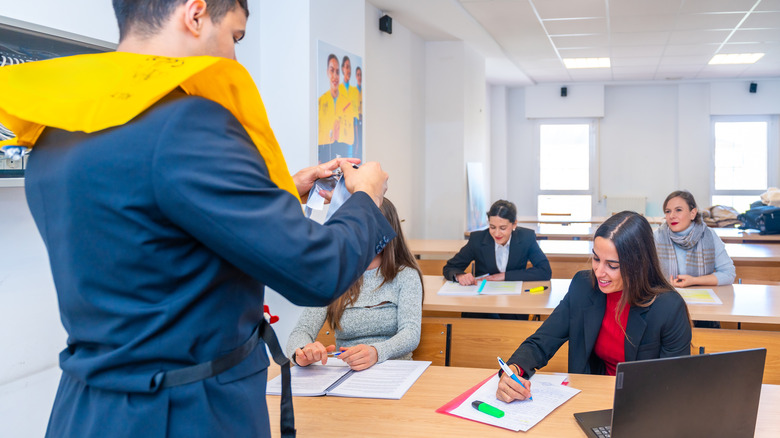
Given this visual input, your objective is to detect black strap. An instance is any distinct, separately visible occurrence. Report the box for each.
[151,319,296,437]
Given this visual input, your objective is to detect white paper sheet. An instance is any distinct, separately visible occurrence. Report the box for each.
[449,374,580,432]
[437,280,524,296]
[676,288,723,305]
[267,360,431,400]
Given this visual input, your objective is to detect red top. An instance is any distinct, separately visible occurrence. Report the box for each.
[594,291,629,376]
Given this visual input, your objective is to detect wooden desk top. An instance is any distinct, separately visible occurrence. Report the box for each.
[714,228,780,243]
[423,276,780,324]
[408,239,780,263]
[266,365,780,437]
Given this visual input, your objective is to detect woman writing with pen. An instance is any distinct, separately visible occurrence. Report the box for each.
[443,200,552,285]
[496,211,692,402]
[285,198,423,371]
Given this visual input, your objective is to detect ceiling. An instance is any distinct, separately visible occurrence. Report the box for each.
[367,0,780,86]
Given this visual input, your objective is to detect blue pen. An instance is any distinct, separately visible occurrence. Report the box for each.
[497,356,532,401]
[327,351,344,357]
[477,279,487,294]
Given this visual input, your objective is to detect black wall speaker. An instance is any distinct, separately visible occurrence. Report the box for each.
[749,82,757,93]
[561,86,568,97]
[379,15,392,34]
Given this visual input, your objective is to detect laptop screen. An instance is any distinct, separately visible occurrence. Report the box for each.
[610,348,766,438]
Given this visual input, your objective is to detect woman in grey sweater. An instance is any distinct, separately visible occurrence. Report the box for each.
[286,198,423,371]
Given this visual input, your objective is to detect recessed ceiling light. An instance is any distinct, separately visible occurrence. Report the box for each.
[563,58,611,69]
[708,53,764,65]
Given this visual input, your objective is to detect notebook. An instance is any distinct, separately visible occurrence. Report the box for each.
[266,359,431,399]
[574,348,766,438]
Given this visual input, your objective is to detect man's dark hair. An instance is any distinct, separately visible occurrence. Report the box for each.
[113,0,249,40]
[341,55,351,67]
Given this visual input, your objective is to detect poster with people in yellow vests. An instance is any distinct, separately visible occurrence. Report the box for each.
[317,41,362,163]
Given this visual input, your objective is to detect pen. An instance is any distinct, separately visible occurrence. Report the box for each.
[471,400,504,418]
[525,286,548,293]
[327,351,344,357]
[498,356,532,401]
[477,279,487,294]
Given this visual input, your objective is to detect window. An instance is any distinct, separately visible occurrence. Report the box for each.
[537,121,596,220]
[711,116,778,213]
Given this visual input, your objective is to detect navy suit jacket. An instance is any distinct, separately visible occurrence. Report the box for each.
[25,90,394,437]
[442,228,552,282]
[508,270,692,376]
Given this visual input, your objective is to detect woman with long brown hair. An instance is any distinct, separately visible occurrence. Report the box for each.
[496,211,692,402]
[286,198,423,371]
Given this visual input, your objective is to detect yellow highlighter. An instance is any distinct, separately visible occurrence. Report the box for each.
[525,286,548,294]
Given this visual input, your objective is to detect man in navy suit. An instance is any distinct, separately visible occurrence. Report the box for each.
[22,1,392,437]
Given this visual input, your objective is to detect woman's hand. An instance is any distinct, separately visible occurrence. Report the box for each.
[485,273,505,281]
[294,341,336,367]
[337,344,378,371]
[456,273,476,286]
[670,274,696,288]
[495,369,532,402]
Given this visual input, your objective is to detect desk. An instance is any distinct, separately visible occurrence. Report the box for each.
[409,239,780,282]
[714,228,780,243]
[423,276,780,324]
[266,365,780,437]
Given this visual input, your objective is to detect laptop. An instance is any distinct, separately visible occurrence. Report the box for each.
[574,348,766,438]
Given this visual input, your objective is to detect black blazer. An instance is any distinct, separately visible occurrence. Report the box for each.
[442,228,552,282]
[508,270,692,376]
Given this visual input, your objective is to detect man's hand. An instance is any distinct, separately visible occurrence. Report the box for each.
[340,161,388,207]
[293,157,361,202]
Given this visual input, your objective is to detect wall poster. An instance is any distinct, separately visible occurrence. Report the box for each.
[317,41,363,163]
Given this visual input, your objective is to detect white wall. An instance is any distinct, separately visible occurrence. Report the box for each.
[364,5,426,239]
[489,86,508,202]
[1,3,120,387]
[424,41,489,239]
[505,87,537,216]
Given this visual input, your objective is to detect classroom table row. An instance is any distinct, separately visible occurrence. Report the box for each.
[409,239,780,282]
[266,365,780,437]
[514,223,780,243]
[421,276,780,324]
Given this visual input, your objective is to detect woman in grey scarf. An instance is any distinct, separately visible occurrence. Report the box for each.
[654,190,736,288]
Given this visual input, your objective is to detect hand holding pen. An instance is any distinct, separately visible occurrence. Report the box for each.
[496,357,532,402]
[294,341,336,367]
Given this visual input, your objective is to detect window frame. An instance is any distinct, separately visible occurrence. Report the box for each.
[710,115,779,207]
[534,119,598,218]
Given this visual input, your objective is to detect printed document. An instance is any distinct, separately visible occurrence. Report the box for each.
[448,374,580,432]
[676,288,723,305]
[437,280,524,296]
[267,360,431,400]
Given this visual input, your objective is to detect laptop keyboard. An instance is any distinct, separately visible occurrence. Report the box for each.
[592,425,611,438]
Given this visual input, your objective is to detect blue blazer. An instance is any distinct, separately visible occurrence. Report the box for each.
[507,270,692,376]
[442,228,552,282]
[25,90,394,438]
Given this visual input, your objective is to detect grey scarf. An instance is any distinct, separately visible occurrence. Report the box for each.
[655,221,715,278]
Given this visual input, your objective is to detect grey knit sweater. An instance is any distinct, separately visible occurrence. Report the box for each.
[285,266,422,363]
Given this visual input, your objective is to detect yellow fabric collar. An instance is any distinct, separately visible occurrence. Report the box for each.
[0,52,299,200]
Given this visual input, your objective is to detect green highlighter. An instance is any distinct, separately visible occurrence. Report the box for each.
[471,400,505,418]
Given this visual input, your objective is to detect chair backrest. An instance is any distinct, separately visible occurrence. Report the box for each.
[692,327,780,384]
[316,321,448,366]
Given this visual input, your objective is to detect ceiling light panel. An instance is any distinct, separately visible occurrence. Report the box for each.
[563,57,611,68]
